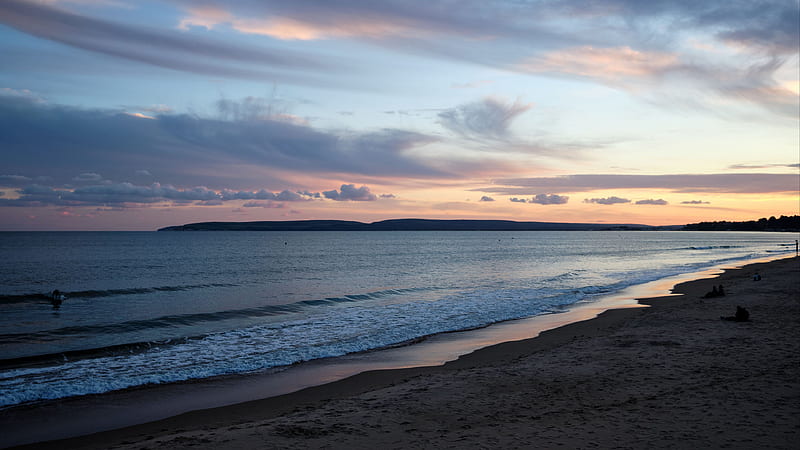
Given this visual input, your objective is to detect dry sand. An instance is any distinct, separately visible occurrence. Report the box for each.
[13,256,800,449]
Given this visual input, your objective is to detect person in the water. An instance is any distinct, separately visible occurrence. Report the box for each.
[50,289,64,308]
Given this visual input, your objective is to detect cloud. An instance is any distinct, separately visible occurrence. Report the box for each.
[0,182,322,207]
[162,0,798,117]
[728,163,800,170]
[171,0,558,45]
[714,6,800,55]
[584,196,631,205]
[299,191,322,199]
[5,0,795,130]
[195,199,224,206]
[177,4,417,41]
[439,97,532,140]
[553,0,799,56]
[519,46,681,82]
[436,96,583,159]
[242,201,286,208]
[171,0,796,54]
[0,95,446,190]
[73,172,103,182]
[0,87,44,102]
[635,199,668,205]
[215,96,300,123]
[337,129,442,176]
[452,80,494,89]
[140,104,173,114]
[509,194,569,205]
[322,184,377,202]
[159,111,441,180]
[379,193,396,199]
[124,112,155,120]
[0,174,33,187]
[0,180,388,209]
[135,170,152,176]
[529,194,570,205]
[219,189,315,202]
[487,173,800,194]
[518,46,798,118]
[713,57,800,119]
[0,0,339,84]
[681,200,711,205]
[479,196,495,202]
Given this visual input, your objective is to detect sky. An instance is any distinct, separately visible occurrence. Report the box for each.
[0,0,798,230]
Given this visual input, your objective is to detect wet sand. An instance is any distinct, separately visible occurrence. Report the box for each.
[10,256,800,449]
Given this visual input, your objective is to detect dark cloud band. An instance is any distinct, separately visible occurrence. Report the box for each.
[0,95,444,190]
[0,182,382,207]
[0,0,338,84]
[488,174,799,194]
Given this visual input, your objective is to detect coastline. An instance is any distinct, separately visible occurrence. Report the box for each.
[5,255,799,449]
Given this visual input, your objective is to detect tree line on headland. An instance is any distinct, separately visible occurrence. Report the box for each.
[683,215,799,232]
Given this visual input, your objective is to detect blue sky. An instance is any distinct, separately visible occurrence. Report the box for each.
[1,0,798,230]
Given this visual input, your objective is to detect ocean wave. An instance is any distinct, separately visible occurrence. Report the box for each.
[0,283,240,305]
[0,287,435,350]
[683,245,742,250]
[0,337,197,371]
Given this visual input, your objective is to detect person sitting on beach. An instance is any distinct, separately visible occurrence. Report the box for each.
[753,272,761,281]
[721,306,749,322]
[718,284,725,296]
[703,286,719,298]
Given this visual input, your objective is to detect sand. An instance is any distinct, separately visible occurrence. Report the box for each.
[10,256,800,449]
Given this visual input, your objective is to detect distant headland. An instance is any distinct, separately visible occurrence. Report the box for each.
[158,219,678,232]
[158,216,800,232]
[682,215,799,232]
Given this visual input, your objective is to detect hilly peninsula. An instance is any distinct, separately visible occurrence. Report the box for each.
[158,219,666,232]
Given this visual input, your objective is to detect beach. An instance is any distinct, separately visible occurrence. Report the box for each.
[9,255,797,449]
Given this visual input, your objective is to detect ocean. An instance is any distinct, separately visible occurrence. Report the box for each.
[0,230,795,408]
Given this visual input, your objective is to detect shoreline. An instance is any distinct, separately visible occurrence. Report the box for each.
[4,255,799,448]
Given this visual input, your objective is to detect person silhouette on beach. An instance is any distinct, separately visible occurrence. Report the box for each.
[703,284,726,298]
[721,306,749,322]
[735,306,749,321]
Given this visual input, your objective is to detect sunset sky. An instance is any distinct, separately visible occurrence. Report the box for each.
[1,0,798,230]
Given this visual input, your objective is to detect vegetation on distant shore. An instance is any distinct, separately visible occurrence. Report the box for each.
[683,215,800,232]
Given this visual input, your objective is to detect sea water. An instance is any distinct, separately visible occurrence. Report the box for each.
[0,230,795,407]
